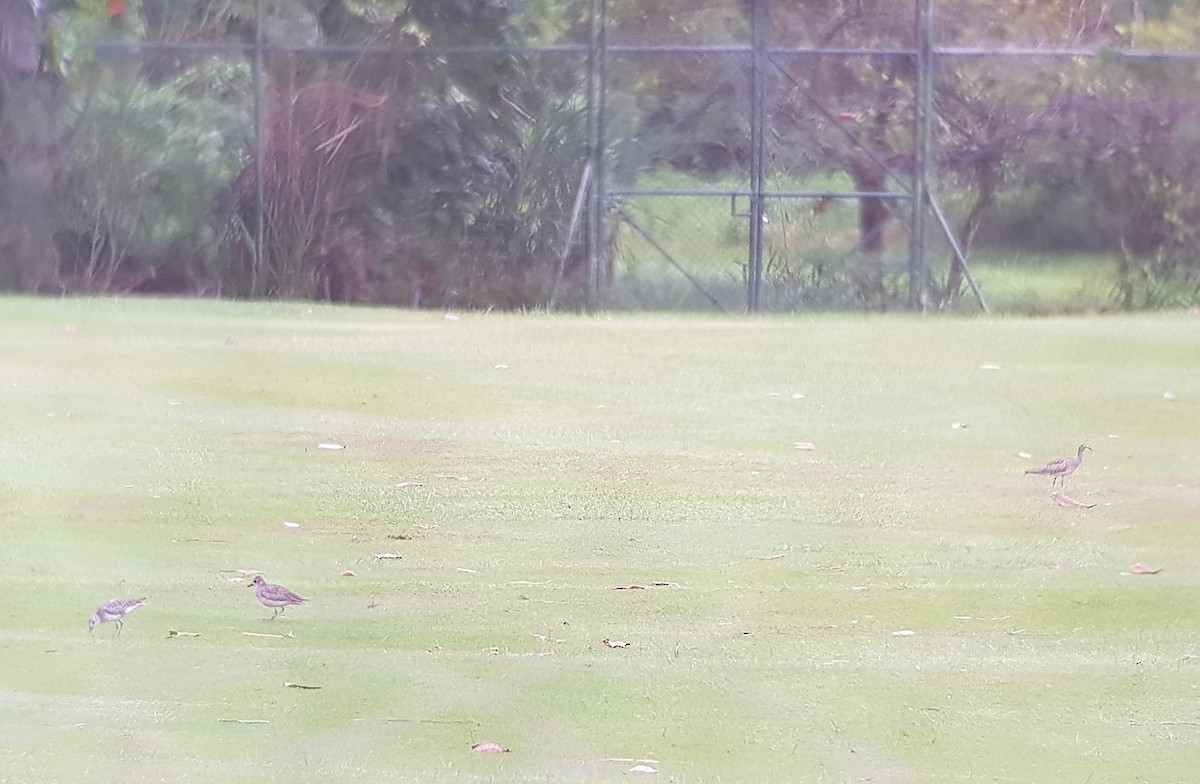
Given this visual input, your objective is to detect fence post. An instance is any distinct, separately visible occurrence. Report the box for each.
[908,0,934,311]
[251,0,265,295]
[586,0,609,308]
[747,0,769,312]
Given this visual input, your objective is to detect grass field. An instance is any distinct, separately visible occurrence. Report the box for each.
[1,296,1198,783]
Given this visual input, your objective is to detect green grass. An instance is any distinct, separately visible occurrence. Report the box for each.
[1,296,1199,783]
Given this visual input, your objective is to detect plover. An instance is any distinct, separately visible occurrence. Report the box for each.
[88,598,147,636]
[250,575,307,619]
[1025,444,1091,487]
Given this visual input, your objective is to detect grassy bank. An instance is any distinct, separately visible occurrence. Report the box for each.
[1,296,1197,782]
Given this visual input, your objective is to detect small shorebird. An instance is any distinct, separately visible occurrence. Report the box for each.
[89,598,146,636]
[1025,444,1091,486]
[250,575,307,619]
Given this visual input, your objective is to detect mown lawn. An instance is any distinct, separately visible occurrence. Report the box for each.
[0,296,1197,783]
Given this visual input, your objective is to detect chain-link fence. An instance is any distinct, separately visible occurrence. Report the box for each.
[2,1,1198,311]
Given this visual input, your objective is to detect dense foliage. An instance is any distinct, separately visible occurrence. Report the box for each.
[0,0,1198,309]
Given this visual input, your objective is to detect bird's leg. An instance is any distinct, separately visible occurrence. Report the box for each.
[115,620,123,637]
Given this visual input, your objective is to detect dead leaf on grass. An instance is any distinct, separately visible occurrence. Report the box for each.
[1049,489,1095,509]
[1128,563,1162,575]
[471,741,509,753]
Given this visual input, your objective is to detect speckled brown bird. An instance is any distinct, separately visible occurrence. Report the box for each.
[249,575,307,620]
[1025,444,1091,486]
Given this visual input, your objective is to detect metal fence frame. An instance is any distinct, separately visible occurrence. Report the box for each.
[79,0,1200,312]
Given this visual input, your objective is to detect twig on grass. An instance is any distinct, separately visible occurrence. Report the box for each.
[284,682,322,690]
[353,717,479,725]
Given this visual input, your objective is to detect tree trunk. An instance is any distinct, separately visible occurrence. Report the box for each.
[847,153,889,254]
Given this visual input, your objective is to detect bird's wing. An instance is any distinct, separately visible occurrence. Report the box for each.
[1028,457,1070,474]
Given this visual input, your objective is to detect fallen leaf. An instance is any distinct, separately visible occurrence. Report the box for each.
[1050,489,1096,509]
[603,639,631,648]
[471,741,508,754]
[317,443,345,451]
[341,570,356,577]
[1129,563,1162,575]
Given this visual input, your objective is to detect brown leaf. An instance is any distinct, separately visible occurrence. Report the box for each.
[1050,490,1096,509]
[471,741,508,754]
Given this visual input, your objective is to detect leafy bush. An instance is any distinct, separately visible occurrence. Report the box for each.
[47,57,251,293]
